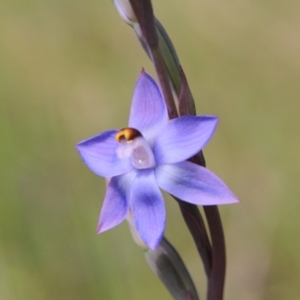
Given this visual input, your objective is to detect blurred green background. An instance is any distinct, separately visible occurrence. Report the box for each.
[1,0,300,299]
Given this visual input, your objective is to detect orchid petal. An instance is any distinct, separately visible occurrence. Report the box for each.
[130,170,165,249]
[76,130,133,177]
[153,116,218,164]
[97,173,135,233]
[129,71,168,143]
[156,161,239,205]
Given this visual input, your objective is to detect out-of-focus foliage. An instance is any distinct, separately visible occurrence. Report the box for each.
[1,0,299,299]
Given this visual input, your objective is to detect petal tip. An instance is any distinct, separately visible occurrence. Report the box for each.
[97,220,106,234]
[142,231,164,250]
[75,142,83,150]
[149,234,163,250]
[222,191,240,205]
[96,224,103,234]
[205,115,219,130]
[97,220,114,234]
[137,69,155,84]
[230,196,240,204]
[204,193,240,206]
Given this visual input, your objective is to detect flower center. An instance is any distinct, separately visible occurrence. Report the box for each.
[115,128,156,170]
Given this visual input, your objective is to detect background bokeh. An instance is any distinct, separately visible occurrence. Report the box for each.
[1,1,300,299]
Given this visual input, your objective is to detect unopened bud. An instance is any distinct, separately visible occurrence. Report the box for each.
[113,0,136,25]
[145,237,199,300]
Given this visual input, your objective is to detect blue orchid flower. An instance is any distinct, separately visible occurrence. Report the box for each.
[76,71,238,250]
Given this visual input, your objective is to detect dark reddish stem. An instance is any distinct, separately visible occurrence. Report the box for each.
[204,206,226,300]
[175,198,212,277]
[128,0,178,120]
[128,1,226,299]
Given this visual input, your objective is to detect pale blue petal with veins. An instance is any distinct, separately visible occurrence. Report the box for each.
[76,70,238,250]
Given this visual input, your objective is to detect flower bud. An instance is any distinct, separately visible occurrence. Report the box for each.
[113,0,136,25]
[145,237,199,300]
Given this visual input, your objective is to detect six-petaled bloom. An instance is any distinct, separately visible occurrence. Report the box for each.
[76,71,238,250]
